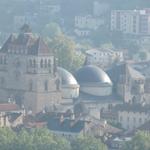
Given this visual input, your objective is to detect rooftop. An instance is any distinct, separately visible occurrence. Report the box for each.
[0,25,52,56]
[0,103,21,112]
[114,103,150,113]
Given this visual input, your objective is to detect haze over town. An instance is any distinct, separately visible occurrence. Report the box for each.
[0,0,150,150]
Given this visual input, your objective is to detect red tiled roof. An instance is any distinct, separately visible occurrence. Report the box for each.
[0,25,53,56]
[0,103,21,112]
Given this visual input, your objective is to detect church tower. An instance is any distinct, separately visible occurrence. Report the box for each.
[0,24,62,113]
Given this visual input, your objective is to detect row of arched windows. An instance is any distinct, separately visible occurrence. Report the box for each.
[0,56,7,65]
[29,59,51,68]
[40,59,51,68]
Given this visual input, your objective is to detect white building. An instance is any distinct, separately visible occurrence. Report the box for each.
[116,104,150,131]
[85,49,124,69]
[111,9,150,35]
[74,15,104,37]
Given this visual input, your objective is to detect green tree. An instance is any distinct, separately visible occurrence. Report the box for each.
[48,34,84,72]
[72,136,107,150]
[42,22,62,38]
[0,127,71,150]
[91,26,111,46]
[0,127,16,150]
[139,51,147,61]
[123,132,150,150]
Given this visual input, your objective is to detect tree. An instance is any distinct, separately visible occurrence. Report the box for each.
[0,127,71,150]
[42,22,62,38]
[123,132,150,150]
[71,136,107,150]
[48,34,84,72]
[91,26,111,46]
[139,51,147,61]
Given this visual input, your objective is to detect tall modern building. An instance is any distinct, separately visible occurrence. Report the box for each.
[0,24,62,113]
[111,9,150,35]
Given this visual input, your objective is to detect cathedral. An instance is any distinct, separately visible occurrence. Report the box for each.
[0,25,62,113]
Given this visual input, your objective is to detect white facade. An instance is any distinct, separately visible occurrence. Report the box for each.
[62,85,79,99]
[111,9,150,35]
[74,29,90,37]
[80,83,112,97]
[86,49,124,69]
[118,110,150,131]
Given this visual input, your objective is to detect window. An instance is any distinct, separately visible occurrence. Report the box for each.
[139,118,142,124]
[4,56,7,64]
[29,80,33,91]
[133,117,136,123]
[0,77,5,87]
[120,116,123,122]
[0,56,2,64]
[45,59,47,68]
[29,59,32,67]
[44,80,48,91]
[33,59,36,68]
[40,59,43,68]
[48,59,51,67]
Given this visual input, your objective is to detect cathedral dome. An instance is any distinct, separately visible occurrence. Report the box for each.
[57,67,79,99]
[75,65,112,85]
[75,65,112,97]
[57,67,78,85]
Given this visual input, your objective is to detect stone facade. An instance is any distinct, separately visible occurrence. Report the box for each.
[0,25,62,113]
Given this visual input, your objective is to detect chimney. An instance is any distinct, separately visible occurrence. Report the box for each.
[60,115,64,124]
[70,113,75,120]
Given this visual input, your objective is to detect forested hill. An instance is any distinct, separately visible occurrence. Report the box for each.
[102,0,150,9]
[61,0,150,13]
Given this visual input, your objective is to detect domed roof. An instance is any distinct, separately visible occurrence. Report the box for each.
[75,65,112,84]
[57,67,78,85]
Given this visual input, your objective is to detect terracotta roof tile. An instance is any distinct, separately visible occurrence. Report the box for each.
[0,26,52,56]
[0,103,21,112]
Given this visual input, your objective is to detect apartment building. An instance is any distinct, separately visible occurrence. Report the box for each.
[111,9,150,35]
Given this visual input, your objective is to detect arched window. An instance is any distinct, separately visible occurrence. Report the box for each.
[4,56,7,64]
[33,59,36,68]
[0,56,2,64]
[0,77,5,87]
[40,59,43,68]
[29,80,33,91]
[48,59,51,67]
[44,80,48,91]
[45,59,47,68]
[29,59,32,67]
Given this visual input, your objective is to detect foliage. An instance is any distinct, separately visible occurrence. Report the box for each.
[0,128,109,150]
[42,22,62,38]
[71,136,107,150]
[48,34,84,72]
[139,51,147,61]
[0,128,71,150]
[91,26,111,46]
[122,132,150,150]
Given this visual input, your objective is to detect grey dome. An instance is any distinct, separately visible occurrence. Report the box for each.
[75,65,112,84]
[57,67,78,85]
